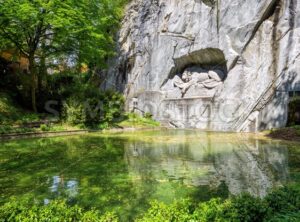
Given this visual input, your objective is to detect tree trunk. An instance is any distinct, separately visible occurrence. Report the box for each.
[29,55,37,112]
[39,39,47,91]
[39,55,46,92]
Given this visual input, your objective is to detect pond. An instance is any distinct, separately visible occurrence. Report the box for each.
[0,130,299,221]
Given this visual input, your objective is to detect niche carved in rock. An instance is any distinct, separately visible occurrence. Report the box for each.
[173,66,225,94]
[161,48,227,99]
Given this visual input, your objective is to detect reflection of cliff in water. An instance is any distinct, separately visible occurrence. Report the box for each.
[124,135,289,197]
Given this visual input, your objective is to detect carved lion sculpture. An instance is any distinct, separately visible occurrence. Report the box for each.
[173,67,225,94]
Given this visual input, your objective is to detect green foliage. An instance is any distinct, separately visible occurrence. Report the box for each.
[0,0,128,112]
[0,0,127,67]
[62,87,125,127]
[118,113,160,128]
[40,124,50,131]
[0,125,34,134]
[0,92,40,125]
[221,194,268,222]
[63,97,87,125]
[137,185,300,222]
[0,199,118,222]
[268,212,300,222]
[192,198,224,222]
[265,185,300,214]
[2,189,298,222]
[136,200,194,222]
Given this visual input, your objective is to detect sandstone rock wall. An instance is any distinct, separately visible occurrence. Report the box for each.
[105,0,300,132]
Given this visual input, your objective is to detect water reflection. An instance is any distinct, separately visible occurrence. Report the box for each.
[124,133,289,197]
[49,175,78,198]
[0,130,297,220]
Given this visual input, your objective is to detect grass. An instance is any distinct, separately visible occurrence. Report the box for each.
[0,92,160,135]
[0,115,160,135]
[0,123,81,135]
[117,113,160,128]
[0,92,40,125]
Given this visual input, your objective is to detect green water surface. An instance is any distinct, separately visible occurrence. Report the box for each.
[0,130,299,220]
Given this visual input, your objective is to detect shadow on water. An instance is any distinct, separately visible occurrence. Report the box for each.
[0,130,299,221]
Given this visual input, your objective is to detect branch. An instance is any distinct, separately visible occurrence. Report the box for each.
[0,26,29,57]
[40,32,55,39]
[21,26,33,45]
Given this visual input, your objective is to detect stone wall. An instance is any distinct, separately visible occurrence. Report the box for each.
[104,0,300,132]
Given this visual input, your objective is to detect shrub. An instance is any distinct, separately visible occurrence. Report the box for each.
[62,90,125,127]
[0,199,118,222]
[136,200,193,222]
[192,198,224,221]
[1,186,299,222]
[265,185,300,214]
[63,97,86,125]
[138,186,300,222]
[40,124,50,132]
[222,194,268,222]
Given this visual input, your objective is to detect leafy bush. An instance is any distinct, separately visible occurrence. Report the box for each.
[63,97,87,125]
[137,185,300,222]
[136,200,193,222]
[40,124,50,132]
[265,185,300,214]
[221,194,268,222]
[192,198,224,222]
[0,199,118,222]
[62,89,125,127]
[1,186,299,222]
[0,72,125,128]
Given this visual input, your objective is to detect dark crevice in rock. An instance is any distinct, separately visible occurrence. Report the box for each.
[270,1,281,91]
[284,0,297,68]
[216,0,220,38]
[228,56,240,71]
[242,0,281,53]
[199,0,216,8]
[117,55,135,86]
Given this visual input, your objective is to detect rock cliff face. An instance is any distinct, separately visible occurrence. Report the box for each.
[105,0,300,132]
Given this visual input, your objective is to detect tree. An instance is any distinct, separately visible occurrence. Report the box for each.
[0,0,126,112]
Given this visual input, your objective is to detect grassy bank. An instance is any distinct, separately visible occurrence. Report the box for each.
[0,92,41,125]
[1,185,299,222]
[0,114,160,135]
[0,92,160,136]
